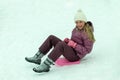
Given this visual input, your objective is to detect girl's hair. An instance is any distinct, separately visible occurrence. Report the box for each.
[83,21,96,42]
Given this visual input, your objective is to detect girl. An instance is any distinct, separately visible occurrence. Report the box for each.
[25,9,95,73]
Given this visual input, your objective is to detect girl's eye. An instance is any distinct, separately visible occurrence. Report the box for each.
[75,22,78,24]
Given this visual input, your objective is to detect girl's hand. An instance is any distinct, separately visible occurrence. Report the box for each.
[67,40,77,48]
[64,38,70,43]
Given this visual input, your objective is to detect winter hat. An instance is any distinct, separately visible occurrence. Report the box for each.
[74,9,87,22]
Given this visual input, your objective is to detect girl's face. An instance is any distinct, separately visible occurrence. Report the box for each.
[75,20,85,30]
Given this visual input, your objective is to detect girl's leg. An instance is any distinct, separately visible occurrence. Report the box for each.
[25,35,62,64]
[48,41,80,62]
[39,35,62,55]
[33,41,80,73]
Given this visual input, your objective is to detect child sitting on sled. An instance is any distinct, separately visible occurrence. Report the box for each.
[25,9,95,73]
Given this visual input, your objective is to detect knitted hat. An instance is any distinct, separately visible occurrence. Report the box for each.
[74,9,87,22]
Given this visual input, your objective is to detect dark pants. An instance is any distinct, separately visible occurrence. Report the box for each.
[39,35,80,62]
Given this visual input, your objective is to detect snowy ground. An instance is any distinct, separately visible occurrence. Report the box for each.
[0,0,120,80]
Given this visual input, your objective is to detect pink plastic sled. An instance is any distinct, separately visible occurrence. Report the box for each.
[55,58,80,66]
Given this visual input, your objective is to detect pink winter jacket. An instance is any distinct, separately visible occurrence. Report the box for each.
[71,27,94,59]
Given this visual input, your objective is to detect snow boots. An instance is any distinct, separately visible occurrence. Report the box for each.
[33,57,54,73]
[25,51,44,65]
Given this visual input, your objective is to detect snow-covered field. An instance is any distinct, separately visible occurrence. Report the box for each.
[0,0,120,80]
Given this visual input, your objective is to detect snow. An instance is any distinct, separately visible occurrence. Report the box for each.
[0,0,120,80]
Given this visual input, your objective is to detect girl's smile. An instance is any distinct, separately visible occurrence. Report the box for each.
[75,20,85,30]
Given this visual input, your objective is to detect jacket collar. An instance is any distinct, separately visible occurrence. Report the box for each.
[75,26,84,32]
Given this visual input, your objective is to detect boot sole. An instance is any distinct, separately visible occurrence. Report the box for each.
[25,57,41,65]
[33,68,50,73]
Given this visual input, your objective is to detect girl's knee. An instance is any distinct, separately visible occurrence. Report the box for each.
[48,35,55,38]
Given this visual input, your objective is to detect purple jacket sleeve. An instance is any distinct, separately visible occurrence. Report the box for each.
[74,35,94,55]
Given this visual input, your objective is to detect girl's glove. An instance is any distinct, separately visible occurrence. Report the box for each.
[64,38,70,43]
[67,40,77,48]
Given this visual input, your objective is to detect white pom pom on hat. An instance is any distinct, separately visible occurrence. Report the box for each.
[74,9,87,22]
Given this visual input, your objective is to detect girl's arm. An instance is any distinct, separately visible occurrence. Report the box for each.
[74,36,94,55]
